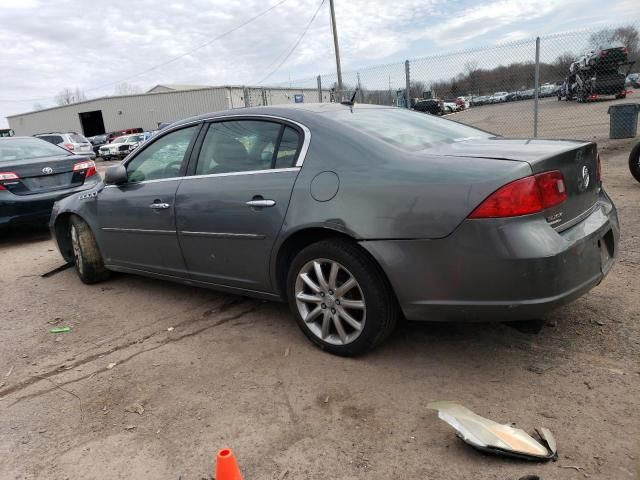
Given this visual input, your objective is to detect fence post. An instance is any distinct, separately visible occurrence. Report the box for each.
[243,86,250,108]
[405,60,411,109]
[317,75,322,103]
[533,37,540,138]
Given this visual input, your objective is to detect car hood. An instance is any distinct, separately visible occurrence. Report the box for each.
[427,137,589,164]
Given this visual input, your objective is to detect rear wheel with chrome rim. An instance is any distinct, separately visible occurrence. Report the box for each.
[287,239,398,356]
[629,142,640,183]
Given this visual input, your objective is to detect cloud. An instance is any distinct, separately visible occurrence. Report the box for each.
[0,0,638,127]
[423,0,559,45]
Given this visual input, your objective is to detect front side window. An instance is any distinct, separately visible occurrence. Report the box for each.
[126,125,197,183]
[195,120,283,175]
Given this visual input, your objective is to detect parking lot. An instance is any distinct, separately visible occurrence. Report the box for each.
[452,91,639,141]
[1,119,640,480]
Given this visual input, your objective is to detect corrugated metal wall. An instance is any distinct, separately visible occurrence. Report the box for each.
[7,86,330,136]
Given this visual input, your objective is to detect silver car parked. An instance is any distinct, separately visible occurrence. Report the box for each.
[35,132,95,159]
[50,104,619,356]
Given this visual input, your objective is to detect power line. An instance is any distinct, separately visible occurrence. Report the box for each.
[1,0,289,103]
[255,0,325,85]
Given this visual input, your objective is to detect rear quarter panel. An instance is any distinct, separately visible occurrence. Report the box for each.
[280,118,532,241]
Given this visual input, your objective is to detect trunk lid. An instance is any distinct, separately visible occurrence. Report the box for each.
[1,153,90,196]
[431,138,600,230]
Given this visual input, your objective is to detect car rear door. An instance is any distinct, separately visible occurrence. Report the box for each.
[97,124,201,277]
[175,118,305,291]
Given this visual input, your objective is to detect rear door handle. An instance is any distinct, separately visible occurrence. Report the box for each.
[246,199,276,208]
[149,202,171,209]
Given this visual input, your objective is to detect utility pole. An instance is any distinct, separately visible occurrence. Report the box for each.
[329,0,343,95]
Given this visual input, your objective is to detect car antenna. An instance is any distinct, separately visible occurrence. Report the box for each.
[340,88,359,111]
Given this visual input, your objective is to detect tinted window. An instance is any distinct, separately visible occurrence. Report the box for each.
[0,138,71,162]
[274,126,300,169]
[196,120,282,175]
[330,108,490,151]
[126,125,197,183]
[38,135,64,145]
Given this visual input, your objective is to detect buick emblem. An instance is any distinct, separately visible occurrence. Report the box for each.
[578,165,590,191]
[42,166,53,175]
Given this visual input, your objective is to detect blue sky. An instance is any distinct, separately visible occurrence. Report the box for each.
[1,0,639,127]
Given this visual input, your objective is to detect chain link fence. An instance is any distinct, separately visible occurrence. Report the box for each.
[263,23,640,143]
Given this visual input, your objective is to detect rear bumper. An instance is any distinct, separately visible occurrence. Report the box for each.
[361,190,619,322]
[0,179,99,227]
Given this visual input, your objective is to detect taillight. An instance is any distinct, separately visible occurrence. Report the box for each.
[0,172,19,191]
[73,160,96,178]
[63,143,75,150]
[469,170,567,219]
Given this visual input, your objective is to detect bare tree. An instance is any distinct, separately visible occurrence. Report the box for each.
[55,88,86,106]
[589,25,639,58]
[409,80,427,99]
[114,82,142,95]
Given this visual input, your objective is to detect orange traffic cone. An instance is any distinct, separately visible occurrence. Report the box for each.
[215,448,243,480]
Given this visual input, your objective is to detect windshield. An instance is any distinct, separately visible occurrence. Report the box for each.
[0,137,71,162]
[112,137,126,143]
[330,108,491,151]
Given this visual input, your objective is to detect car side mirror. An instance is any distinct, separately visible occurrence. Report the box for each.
[104,165,128,185]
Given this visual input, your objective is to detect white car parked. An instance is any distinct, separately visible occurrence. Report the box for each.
[98,134,146,160]
[489,92,509,103]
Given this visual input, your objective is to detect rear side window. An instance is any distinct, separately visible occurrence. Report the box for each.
[195,120,282,175]
[274,127,300,168]
[331,108,490,151]
[38,135,63,145]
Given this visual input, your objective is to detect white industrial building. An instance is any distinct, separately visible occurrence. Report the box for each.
[7,85,330,137]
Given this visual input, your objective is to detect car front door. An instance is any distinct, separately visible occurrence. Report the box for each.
[175,119,305,292]
[97,124,201,277]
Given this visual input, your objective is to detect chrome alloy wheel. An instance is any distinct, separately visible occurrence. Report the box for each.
[70,224,83,275]
[294,258,366,346]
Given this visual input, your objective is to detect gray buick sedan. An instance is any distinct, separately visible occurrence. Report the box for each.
[50,103,619,356]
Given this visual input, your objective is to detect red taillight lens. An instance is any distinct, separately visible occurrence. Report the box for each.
[63,143,75,150]
[73,160,96,178]
[0,172,19,191]
[535,170,567,209]
[469,170,567,219]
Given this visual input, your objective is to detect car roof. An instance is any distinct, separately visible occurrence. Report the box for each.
[170,102,394,129]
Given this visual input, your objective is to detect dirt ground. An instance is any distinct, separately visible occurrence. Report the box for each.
[452,91,639,141]
[1,134,639,480]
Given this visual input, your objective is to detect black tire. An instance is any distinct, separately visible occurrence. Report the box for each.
[286,239,398,356]
[69,215,110,284]
[629,142,640,184]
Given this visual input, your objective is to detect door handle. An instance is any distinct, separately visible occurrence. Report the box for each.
[149,202,171,209]
[246,199,276,208]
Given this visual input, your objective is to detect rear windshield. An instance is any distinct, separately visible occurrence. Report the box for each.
[330,108,490,151]
[70,133,88,143]
[0,138,71,162]
[37,135,63,144]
